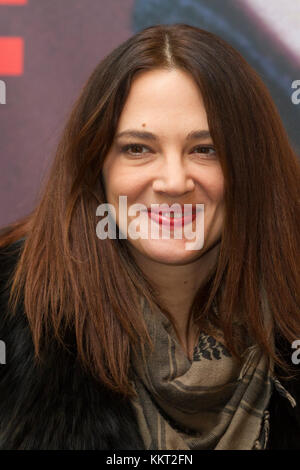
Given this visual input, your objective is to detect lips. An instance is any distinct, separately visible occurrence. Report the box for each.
[146,205,198,227]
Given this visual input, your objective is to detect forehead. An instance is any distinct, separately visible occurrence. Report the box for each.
[117,68,209,134]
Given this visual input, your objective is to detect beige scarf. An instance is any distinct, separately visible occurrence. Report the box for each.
[130,297,273,450]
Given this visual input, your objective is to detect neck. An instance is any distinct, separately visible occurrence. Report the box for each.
[129,242,221,358]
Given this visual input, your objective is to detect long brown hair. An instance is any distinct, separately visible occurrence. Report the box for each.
[1,24,300,396]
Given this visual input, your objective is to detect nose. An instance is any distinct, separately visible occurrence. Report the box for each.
[152,155,195,197]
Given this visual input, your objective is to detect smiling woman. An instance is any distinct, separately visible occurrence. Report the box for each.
[101,67,224,358]
[0,23,300,450]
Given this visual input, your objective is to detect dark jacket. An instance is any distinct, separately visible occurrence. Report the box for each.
[0,239,300,450]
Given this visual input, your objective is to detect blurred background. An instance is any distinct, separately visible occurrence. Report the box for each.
[0,0,299,227]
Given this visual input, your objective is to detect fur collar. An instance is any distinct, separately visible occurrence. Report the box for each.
[0,239,144,450]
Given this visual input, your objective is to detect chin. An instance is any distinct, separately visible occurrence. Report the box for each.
[132,239,204,265]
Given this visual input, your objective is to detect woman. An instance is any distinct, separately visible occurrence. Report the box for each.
[0,23,300,450]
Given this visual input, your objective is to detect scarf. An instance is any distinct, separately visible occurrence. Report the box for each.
[130,296,273,450]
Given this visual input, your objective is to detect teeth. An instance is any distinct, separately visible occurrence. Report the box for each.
[164,213,182,218]
[150,210,193,218]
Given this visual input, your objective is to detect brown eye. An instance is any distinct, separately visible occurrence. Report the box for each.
[192,146,216,155]
[121,143,150,156]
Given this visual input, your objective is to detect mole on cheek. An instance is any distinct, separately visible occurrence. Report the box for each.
[142,123,146,127]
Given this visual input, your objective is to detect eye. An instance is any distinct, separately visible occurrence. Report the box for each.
[121,143,151,157]
[192,145,216,156]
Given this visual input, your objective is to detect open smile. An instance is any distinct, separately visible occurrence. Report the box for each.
[146,205,198,227]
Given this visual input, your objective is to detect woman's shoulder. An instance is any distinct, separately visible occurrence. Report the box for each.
[0,237,25,292]
[0,235,24,262]
[268,370,300,449]
[0,237,26,331]
[0,237,143,450]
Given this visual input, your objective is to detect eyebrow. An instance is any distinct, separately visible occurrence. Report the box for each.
[114,129,212,141]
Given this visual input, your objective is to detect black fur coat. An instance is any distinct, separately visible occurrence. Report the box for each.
[0,239,300,450]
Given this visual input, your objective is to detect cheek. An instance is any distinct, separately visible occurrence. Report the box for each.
[102,162,129,202]
[210,167,224,202]
[211,180,224,204]
[195,167,224,204]
[104,165,151,202]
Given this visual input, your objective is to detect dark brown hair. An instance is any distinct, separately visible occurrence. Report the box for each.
[1,24,300,396]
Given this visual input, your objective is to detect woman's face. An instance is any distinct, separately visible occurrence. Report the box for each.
[102,68,224,266]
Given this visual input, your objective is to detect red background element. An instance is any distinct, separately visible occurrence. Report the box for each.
[0,0,27,4]
[0,37,23,75]
[0,0,135,227]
